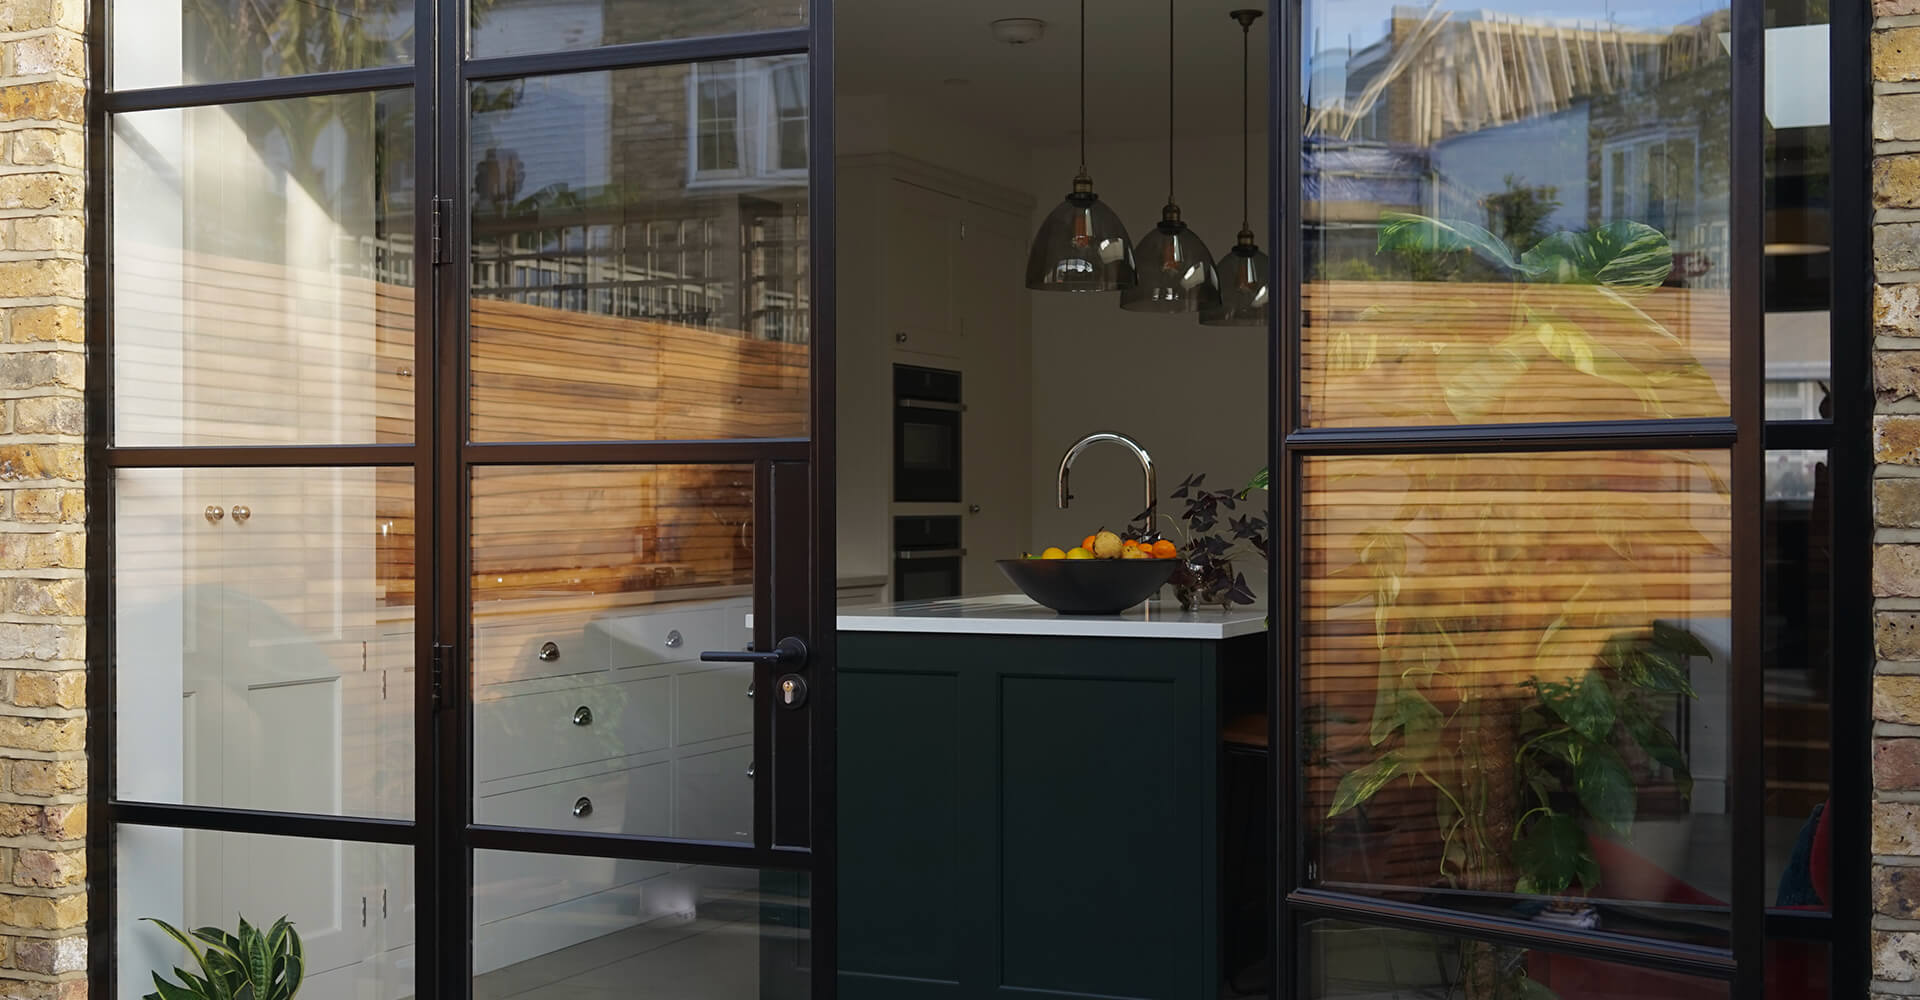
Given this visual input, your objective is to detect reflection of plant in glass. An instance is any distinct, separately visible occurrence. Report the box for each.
[1330,619,1702,894]
[1323,211,1724,425]
[143,915,304,1000]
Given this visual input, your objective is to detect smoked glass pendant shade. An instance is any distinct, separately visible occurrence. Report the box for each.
[1120,204,1220,313]
[1200,232,1269,326]
[1026,174,1138,291]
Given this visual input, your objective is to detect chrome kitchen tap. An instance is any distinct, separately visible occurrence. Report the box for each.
[1057,432,1157,534]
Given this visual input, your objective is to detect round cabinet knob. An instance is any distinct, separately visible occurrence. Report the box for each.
[968,504,982,514]
[665,629,683,650]
[536,641,560,662]
[894,332,908,344]
[230,505,251,524]
[204,506,225,523]
[745,761,756,780]
[571,705,593,727]
[746,679,755,700]
[572,797,593,819]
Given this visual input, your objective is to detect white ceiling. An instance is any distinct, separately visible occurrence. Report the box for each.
[835,0,1273,142]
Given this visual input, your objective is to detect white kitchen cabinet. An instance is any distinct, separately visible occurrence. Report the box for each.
[466,593,756,976]
[836,153,1034,597]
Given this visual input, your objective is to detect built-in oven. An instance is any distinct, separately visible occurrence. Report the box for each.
[894,515,965,601]
[894,364,962,503]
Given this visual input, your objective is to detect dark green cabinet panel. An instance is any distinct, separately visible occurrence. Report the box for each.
[839,631,1253,1000]
[839,669,965,994]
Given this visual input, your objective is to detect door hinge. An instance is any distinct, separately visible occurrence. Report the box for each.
[430,198,453,265]
[430,642,453,711]
[361,896,368,928]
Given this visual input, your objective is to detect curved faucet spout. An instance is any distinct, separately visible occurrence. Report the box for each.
[1057,432,1157,535]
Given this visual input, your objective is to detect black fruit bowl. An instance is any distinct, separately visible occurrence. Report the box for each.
[996,558,1179,615]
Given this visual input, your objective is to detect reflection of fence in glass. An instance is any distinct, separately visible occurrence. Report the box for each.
[1302,449,1733,921]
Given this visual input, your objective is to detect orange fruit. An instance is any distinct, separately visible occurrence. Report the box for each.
[1151,539,1178,560]
[1082,534,1099,553]
[1122,539,1140,550]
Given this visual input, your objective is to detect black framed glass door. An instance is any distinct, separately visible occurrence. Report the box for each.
[93,2,836,999]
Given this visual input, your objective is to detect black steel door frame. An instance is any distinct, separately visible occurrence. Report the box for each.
[85,1,839,998]
[1265,0,1872,993]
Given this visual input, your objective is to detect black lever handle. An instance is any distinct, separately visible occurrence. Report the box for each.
[701,636,809,667]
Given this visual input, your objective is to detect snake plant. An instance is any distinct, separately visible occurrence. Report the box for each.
[143,915,304,1000]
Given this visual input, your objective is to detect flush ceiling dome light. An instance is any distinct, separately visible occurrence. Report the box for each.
[1202,9,1270,327]
[990,17,1046,45]
[1121,0,1221,314]
[1024,0,1137,292]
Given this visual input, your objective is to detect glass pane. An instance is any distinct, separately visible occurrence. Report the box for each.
[1764,0,1831,396]
[1767,450,1831,910]
[1301,451,1732,945]
[114,468,415,819]
[117,825,413,1000]
[474,855,808,999]
[1301,0,1732,427]
[113,0,413,91]
[1303,919,1728,998]
[472,1,805,58]
[469,65,809,442]
[114,92,415,447]
[470,466,754,841]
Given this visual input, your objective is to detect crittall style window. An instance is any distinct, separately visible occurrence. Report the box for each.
[1279,0,1868,994]
[91,3,828,1000]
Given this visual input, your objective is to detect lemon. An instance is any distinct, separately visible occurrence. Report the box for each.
[1040,547,1068,560]
[1065,547,1094,560]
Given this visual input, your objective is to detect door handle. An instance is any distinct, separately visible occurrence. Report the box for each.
[700,636,808,667]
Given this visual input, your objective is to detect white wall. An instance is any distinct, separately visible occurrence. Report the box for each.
[1027,133,1271,594]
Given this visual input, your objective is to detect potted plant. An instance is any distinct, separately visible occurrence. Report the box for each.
[143,915,305,1000]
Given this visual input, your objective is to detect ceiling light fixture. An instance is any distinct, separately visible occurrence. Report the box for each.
[1202,9,1269,327]
[990,17,1046,45]
[1121,0,1221,314]
[1023,0,1136,291]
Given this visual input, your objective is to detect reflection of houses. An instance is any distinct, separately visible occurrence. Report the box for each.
[1306,6,1732,287]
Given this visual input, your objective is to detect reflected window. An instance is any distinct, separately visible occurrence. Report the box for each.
[1301,0,1734,428]
[689,58,811,186]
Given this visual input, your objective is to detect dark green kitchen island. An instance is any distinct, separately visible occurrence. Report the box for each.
[836,595,1268,1000]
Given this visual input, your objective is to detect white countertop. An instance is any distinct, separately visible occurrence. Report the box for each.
[833,593,1269,640]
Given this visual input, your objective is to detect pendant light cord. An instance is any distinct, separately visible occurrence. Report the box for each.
[1241,16,1250,231]
[1079,0,1087,175]
[1166,0,1176,205]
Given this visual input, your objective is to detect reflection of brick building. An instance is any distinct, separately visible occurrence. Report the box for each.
[1306,7,1733,286]
[466,6,810,342]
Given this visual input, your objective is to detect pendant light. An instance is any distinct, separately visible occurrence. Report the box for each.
[1121,0,1220,313]
[1025,0,1136,291]
[1202,9,1270,327]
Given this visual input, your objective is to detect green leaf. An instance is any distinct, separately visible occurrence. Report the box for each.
[150,972,204,1000]
[1328,751,1404,817]
[1573,745,1637,835]
[1243,467,1269,495]
[1512,812,1591,895]
[1514,974,1564,1000]
[1377,212,1521,273]
[1521,221,1672,288]
[1651,621,1710,659]
[1622,709,1694,799]
[1539,671,1616,743]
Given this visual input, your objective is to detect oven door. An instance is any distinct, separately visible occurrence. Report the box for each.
[894,547,965,601]
[894,400,962,502]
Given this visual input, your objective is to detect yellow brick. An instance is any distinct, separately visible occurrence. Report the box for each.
[0,718,82,754]
[8,306,80,344]
[0,260,79,300]
[12,671,80,709]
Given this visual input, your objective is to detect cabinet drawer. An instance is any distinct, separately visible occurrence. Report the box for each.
[676,664,753,747]
[473,675,670,782]
[601,606,747,670]
[476,762,671,838]
[471,618,603,686]
[674,744,754,843]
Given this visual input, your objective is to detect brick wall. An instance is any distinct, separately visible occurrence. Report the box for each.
[0,0,85,995]
[1875,6,1920,993]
